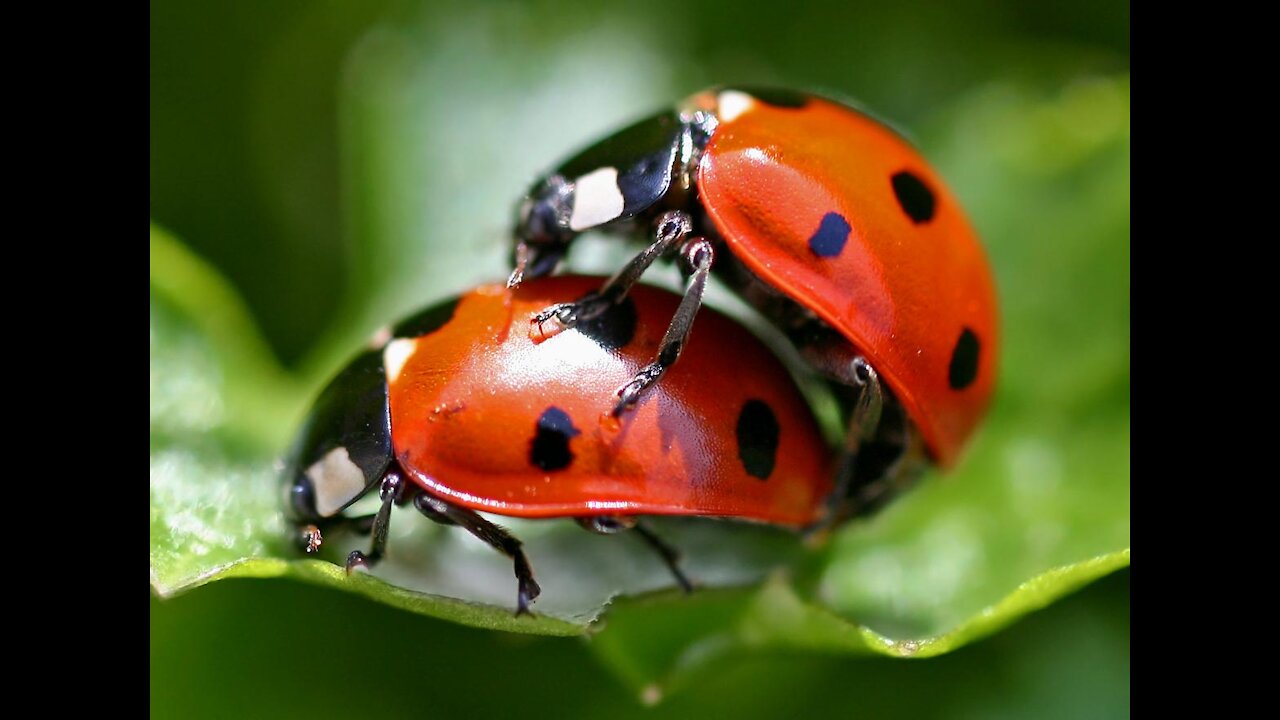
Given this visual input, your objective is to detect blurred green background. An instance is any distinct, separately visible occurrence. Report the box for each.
[151,0,1129,716]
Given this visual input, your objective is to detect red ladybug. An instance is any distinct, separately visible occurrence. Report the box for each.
[510,87,997,490]
[283,277,832,614]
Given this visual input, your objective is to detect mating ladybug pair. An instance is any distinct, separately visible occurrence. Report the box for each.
[283,87,998,614]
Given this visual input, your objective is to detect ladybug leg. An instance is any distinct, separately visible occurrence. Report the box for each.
[594,211,694,305]
[613,237,714,416]
[344,469,407,574]
[790,326,909,524]
[509,242,533,287]
[530,211,693,338]
[830,357,885,504]
[578,517,694,593]
[414,493,542,616]
[411,501,456,526]
[632,522,694,593]
[811,348,924,525]
[852,359,885,442]
[508,240,566,288]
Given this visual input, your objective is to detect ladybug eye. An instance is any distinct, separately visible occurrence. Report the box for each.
[288,471,317,520]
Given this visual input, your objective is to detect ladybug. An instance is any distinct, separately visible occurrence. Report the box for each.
[283,277,836,615]
[510,87,997,497]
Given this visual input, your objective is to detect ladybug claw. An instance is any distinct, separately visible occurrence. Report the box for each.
[515,576,542,617]
[532,302,577,326]
[508,243,530,288]
[531,293,612,342]
[672,567,695,595]
[530,302,579,341]
[612,386,640,416]
[613,363,664,416]
[345,550,371,575]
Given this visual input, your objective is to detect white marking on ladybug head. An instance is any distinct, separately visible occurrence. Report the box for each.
[716,90,755,122]
[306,446,369,517]
[569,167,625,231]
[383,337,418,384]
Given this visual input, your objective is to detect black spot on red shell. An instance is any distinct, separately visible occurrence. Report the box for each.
[736,400,780,480]
[576,296,638,351]
[530,407,582,471]
[891,171,936,224]
[808,212,852,257]
[948,328,981,390]
[392,298,460,340]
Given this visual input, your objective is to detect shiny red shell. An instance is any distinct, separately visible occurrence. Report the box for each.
[692,90,999,466]
[385,277,832,526]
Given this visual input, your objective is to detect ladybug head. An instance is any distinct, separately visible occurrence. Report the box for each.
[512,107,694,284]
[282,350,394,526]
[516,173,574,248]
[511,177,575,283]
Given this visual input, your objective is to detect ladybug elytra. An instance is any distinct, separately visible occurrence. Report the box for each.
[284,277,840,614]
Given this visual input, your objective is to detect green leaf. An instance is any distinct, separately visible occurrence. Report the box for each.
[150,223,299,594]
[587,552,1128,701]
[152,570,1131,719]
